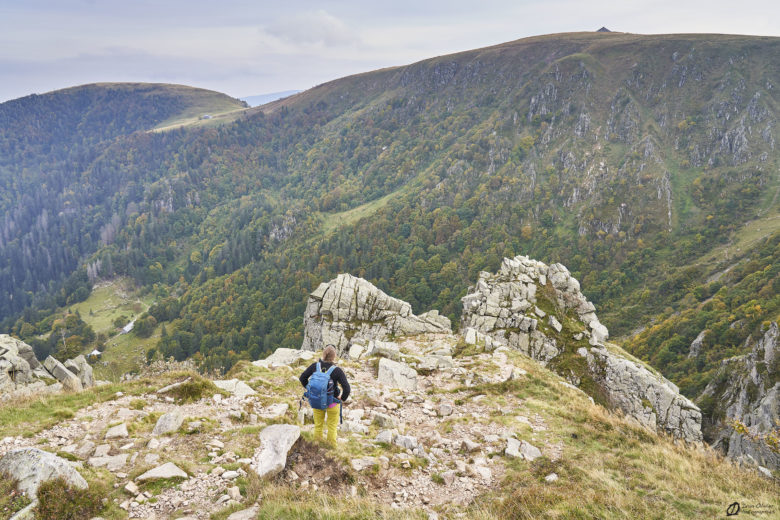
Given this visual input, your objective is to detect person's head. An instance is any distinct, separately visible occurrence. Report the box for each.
[322,345,337,363]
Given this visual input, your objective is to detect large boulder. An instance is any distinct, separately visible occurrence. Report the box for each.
[461,255,702,443]
[63,355,94,388]
[250,424,300,478]
[152,410,185,436]
[301,274,451,355]
[697,322,779,469]
[377,358,418,391]
[43,356,83,392]
[0,448,88,499]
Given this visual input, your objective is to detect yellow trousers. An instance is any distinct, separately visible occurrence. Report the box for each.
[313,405,340,446]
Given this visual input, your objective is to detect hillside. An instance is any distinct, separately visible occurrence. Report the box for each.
[1,336,775,519]
[1,32,778,406]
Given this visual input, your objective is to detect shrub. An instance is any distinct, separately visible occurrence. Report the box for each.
[35,477,106,520]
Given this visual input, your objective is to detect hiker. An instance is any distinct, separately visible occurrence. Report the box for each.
[299,345,351,446]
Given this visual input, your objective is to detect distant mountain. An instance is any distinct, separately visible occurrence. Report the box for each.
[241,90,301,107]
[1,33,778,405]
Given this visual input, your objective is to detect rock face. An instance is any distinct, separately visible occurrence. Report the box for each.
[461,255,702,443]
[582,346,702,442]
[301,274,451,355]
[1,335,96,400]
[698,322,779,470]
[0,448,88,499]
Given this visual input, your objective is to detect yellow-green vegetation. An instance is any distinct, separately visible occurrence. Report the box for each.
[320,187,409,235]
[435,353,779,520]
[0,473,30,520]
[151,85,248,132]
[67,278,152,336]
[96,324,162,381]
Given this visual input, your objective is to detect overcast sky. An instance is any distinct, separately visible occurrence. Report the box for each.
[0,0,777,102]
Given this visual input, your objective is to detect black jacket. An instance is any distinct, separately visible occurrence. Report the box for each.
[299,360,351,402]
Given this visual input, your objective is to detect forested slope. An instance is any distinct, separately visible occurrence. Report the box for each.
[2,32,778,399]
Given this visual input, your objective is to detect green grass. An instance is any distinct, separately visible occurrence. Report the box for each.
[67,278,152,336]
[151,85,248,132]
[319,187,409,235]
[95,324,161,381]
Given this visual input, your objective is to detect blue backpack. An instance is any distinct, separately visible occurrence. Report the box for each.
[305,361,341,409]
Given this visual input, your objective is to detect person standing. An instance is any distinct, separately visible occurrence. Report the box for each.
[299,345,350,446]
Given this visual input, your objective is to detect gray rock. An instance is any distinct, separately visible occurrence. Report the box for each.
[152,410,184,436]
[43,356,82,392]
[505,438,522,459]
[461,439,480,452]
[259,403,289,419]
[301,274,451,356]
[372,412,395,428]
[212,379,256,398]
[348,343,365,360]
[545,473,559,482]
[698,322,779,469]
[93,444,110,457]
[519,440,542,461]
[585,346,702,443]
[548,316,562,333]
[461,255,701,443]
[251,348,314,368]
[105,423,128,439]
[394,434,418,450]
[136,462,188,481]
[688,330,706,359]
[367,340,401,361]
[226,504,260,520]
[377,358,417,391]
[63,355,94,388]
[88,454,128,471]
[438,403,453,417]
[375,429,395,444]
[0,448,87,499]
[351,457,379,472]
[250,424,300,478]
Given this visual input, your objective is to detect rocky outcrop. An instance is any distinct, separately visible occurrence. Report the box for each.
[301,274,451,355]
[582,345,703,442]
[698,322,779,470]
[461,255,702,443]
[1,335,96,400]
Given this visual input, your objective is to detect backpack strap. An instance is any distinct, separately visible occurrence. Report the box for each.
[324,365,336,376]
[316,361,322,372]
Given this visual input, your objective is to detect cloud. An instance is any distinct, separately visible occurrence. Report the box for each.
[264,9,359,47]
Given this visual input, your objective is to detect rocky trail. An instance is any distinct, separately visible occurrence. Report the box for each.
[1,333,565,519]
